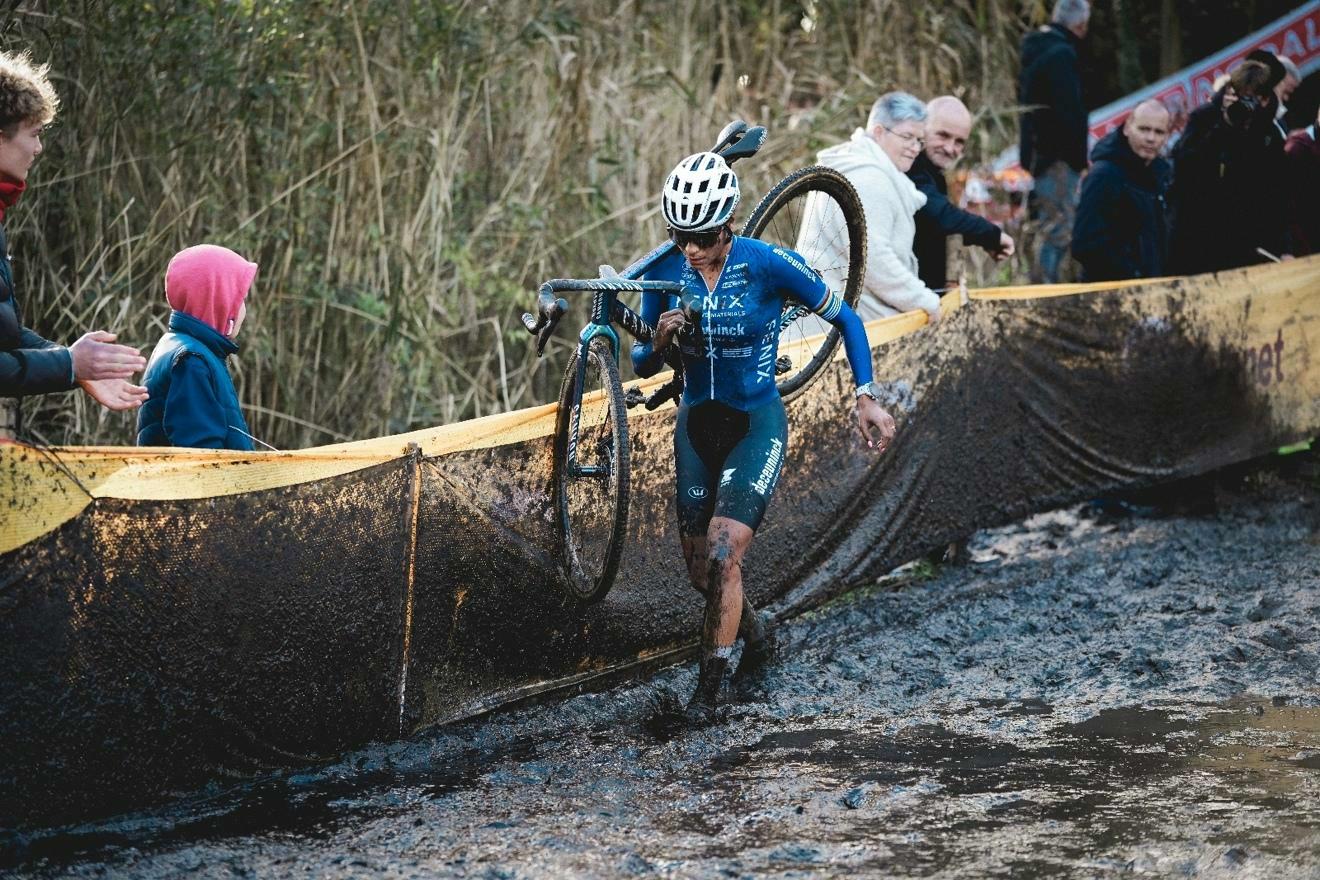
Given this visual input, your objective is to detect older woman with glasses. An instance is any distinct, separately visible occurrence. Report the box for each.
[806,91,942,322]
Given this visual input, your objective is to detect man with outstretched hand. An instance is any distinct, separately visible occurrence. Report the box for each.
[0,50,147,413]
[909,95,1014,291]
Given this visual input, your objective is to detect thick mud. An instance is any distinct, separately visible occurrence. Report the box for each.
[6,460,1320,879]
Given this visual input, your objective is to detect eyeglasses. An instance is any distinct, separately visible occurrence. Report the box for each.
[668,225,727,249]
[882,127,926,149]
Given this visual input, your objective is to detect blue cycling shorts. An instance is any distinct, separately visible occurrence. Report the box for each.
[674,398,788,537]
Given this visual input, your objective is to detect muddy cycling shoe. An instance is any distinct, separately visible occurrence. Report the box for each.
[683,655,730,726]
[732,630,777,686]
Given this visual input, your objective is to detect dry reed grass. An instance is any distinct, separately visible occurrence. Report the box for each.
[7,0,1037,447]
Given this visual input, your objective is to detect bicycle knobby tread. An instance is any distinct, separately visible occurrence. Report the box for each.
[743,165,866,403]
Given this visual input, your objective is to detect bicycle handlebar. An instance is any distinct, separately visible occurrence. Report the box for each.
[539,279,684,295]
[521,279,684,356]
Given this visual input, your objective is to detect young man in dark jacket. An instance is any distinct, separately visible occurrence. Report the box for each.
[1168,60,1292,274]
[909,96,1014,291]
[0,50,147,415]
[1019,0,1090,283]
[1072,100,1172,282]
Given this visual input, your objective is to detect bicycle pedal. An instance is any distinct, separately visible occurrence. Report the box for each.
[624,386,646,408]
[775,355,793,375]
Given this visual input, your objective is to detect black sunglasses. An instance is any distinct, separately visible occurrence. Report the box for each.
[668,225,728,249]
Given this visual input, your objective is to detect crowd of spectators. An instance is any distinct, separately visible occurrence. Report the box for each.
[815,0,1315,321]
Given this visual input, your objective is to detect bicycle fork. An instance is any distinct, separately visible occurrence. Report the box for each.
[568,296,621,481]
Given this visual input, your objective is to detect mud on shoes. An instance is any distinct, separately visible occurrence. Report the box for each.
[683,655,730,725]
[732,628,777,686]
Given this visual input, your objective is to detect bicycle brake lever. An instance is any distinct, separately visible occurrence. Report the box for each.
[534,297,569,356]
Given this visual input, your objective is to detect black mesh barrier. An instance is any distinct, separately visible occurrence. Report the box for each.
[2,259,1317,830]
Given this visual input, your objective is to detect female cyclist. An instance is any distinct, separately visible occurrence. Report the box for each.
[632,151,896,721]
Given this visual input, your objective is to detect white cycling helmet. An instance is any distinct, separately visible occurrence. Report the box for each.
[661,151,740,232]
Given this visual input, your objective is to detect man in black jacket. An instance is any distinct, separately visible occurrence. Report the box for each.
[0,50,147,421]
[909,96,1014,291]
[1072,100,1172,282]
[1019,0,1090,283]
[1168,60,1293,275]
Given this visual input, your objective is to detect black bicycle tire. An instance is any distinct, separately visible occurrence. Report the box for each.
[742,165,866,403]
[551,336,630,604]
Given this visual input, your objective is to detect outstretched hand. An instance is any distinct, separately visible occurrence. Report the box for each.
[995,232,1016,260]
[69,331,146,381]
[856,397,895,453]
[79,377,149,411]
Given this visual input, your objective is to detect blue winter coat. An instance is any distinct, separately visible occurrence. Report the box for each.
[136,310,254,450]
[1072,129,1171,283]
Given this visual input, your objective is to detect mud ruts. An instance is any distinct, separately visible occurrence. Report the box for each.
[2,257,1317,830]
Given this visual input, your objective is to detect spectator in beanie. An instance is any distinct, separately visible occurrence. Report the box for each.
[1168,60,1292,274]
[1072,100,1172,282]
[137,245,260,450]
[0,50,148,411]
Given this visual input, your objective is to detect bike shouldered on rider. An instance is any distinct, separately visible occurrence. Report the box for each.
[631,151,896,722]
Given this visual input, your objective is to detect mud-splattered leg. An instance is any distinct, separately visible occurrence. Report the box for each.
[681,536,708,597]
[682,533,765,643]
[685,517,754,719]
[702,516,754,654]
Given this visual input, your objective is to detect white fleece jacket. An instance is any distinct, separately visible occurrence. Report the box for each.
[800,129,939,319]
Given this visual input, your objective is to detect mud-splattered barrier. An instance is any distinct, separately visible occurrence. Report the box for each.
[2,258,1317,830]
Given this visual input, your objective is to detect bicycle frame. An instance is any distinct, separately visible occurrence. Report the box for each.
[544,245,683,479]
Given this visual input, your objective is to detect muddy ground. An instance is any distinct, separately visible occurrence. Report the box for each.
[6,459,1320,879]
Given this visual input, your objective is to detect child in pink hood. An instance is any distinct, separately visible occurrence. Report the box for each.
[136,244,261,449]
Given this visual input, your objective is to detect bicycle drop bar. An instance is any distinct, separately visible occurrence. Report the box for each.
[520,278,683,356]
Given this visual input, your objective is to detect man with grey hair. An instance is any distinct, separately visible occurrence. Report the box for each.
[1019,0,1090,283]
[908,95,1015,291]
[804,91,941,321]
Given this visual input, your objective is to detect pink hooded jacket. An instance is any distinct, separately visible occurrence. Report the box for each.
[164,245,258,336]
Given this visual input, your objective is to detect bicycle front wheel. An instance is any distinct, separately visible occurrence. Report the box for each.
[743,165,866,403]
[551,335,630,604]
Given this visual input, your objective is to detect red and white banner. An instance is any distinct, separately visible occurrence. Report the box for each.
[1088,1,1320,139]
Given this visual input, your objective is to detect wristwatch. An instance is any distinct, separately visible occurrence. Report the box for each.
[855,381,881,402]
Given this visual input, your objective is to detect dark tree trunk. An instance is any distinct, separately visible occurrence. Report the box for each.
[1160,0,1183,76]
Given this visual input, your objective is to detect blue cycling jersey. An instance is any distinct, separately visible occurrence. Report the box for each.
[631,236,873,411]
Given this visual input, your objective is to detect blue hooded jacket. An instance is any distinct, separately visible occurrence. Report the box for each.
[136,310,254,450]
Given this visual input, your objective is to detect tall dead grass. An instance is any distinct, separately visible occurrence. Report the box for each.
[7,0,1034,447]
